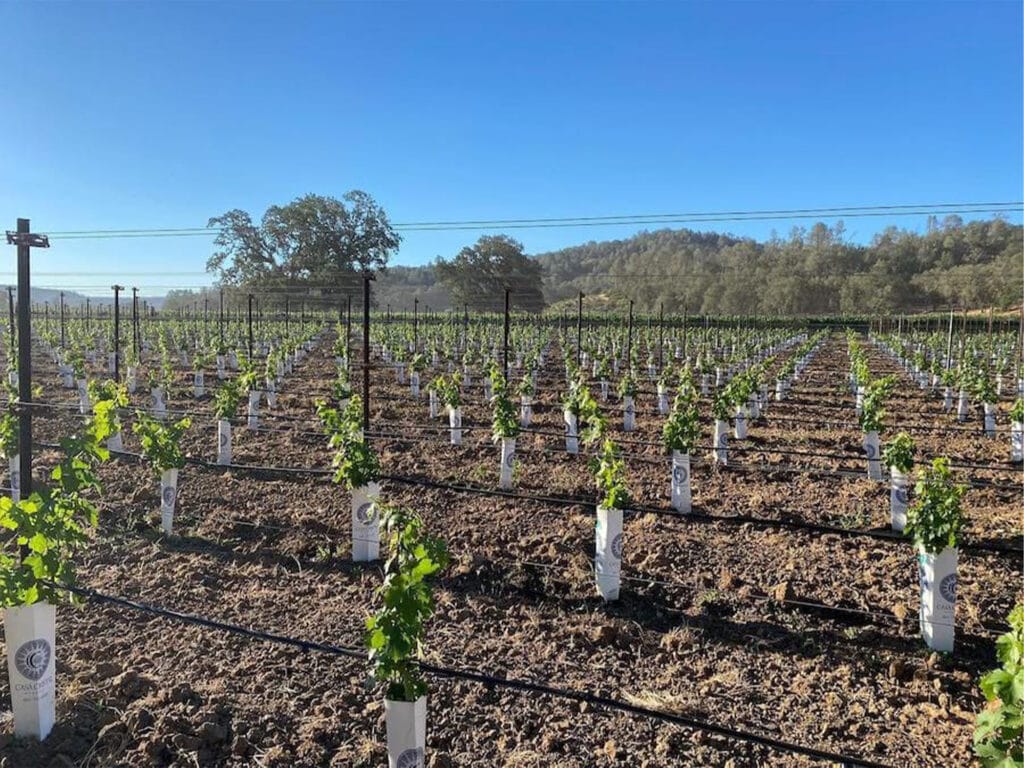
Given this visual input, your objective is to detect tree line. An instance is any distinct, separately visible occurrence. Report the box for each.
[163,192,1020,316]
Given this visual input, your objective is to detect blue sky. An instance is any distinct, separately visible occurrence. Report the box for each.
[1,1,1021,295]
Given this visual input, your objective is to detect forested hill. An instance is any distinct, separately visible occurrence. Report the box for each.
[536,217,1022,315]
[204,216,1020,316]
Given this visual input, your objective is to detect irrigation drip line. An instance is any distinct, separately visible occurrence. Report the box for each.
[50,581,894,768]
[24,396,1023,481]
[28,436,1020,558]
[374,473,1021,557]
[501,557,984,634]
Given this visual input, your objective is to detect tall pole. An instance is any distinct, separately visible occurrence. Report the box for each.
[576,291,584,368]
[219,288,224,348]
[658,301,664,367]
[59,291,65,348]
[111,285,123,381]
[132,287,139,361]
[247,293,254,361]
[682,304,689,360]
[413,297,419,351]
[6,218,50,507]
[626,300,634,367]
[346,295,352,362]
[503,288,511,382]
[944,309,954,371]
[362,274,372,432]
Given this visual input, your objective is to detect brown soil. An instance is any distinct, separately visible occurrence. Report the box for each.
[0,332,1020,768]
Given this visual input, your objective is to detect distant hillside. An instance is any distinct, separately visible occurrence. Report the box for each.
[367,216,1022,315]
[9,288,165,310]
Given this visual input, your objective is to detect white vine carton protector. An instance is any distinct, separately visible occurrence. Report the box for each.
[385,696,426,768]
[4,601,56,739]
[351,482,380,562]
[670,451,691,514]
[919,546,957,652]
[595,506,622,601]
[160,468,178,534]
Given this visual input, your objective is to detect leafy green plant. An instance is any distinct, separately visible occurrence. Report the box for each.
[213,377,242,419]
[332,367,354,403]
[588,438,631,510]
[662,389,701,454]
[859,376,896,433]
[133,412,191,472]
[904,457,967,554]
[711,391,732,421]
[432,373,461,410]
[238,360,259,393]
[317,396,380,490]
[882,432,916,473]
[563,376,604,443]
[489,365,520,441]
[616,369,638,399]
[1010,399,1024,424]
[517,372,534,399]
[973,603,1024,767]
[365,503,449,701]
[0,407,111,606]
[0,382,18,460]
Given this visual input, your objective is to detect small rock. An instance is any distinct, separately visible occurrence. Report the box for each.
[590,624,616,644]
[718,569,738,590]
[112,670,150,700]
[199,721,227,744]
[128,708,155,732]
[95,662,122,680]
[232,735,251,757]
[892,603,908,621]
[171,734,202,752]
[887,661,909,681]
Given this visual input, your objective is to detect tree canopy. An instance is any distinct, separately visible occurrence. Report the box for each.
[434,235,546,312]
[206,191,400,295]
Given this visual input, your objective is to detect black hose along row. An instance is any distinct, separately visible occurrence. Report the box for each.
[17,328,1014,767]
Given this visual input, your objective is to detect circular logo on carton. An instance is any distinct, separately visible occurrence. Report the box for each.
[610,533,623,560]
[162,485,176,507]
[939,574,957,603]
[864,442,877,459]
[356,501,376,525]
[397,748,424,768]
[894,487,908,505]
[10,470,19,492]
[625,404,634,416]
[219,431,228,447]
[504,451,515,469]
[717,433,727,448]
[672,464,689,485]
[14,638,51,681]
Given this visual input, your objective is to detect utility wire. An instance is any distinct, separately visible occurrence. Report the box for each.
[41,201,1023,239]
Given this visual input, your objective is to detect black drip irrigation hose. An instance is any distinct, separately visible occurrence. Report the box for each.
[51,581,895,768]
[30,440,1022,558]
[21,399,1024,479]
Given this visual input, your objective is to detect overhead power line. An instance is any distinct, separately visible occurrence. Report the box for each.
[40,201,1023,240]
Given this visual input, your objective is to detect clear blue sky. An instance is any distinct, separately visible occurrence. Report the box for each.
[1,0,1021,295]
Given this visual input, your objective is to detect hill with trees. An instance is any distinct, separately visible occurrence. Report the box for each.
[164,210,1020,315]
